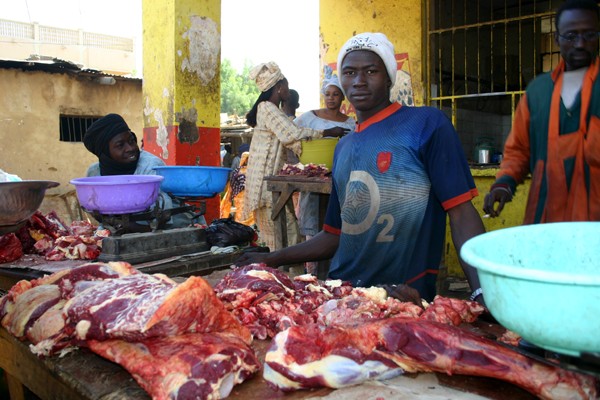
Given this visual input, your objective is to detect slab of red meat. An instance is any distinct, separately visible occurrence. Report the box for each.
[69,220,96,236]
[2,284,62,338]
[64,274,251,344]
[0,233,23,263]
[88,332,261,400]
[420,295,485,325]
[215,264,297,308]
[214,264,353,339]
[0,262,138,354]
[278,163,330,178]
[0,262,135,324]
[13,211,104,262]
[27,211,70,240]
[0,280,33,322]
[316,286,424,326]
[26,299,67,344]
[264,318,599,400]
[44,235,101,261]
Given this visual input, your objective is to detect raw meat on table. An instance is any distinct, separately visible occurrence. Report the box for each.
[419,295,485,325]
[88,332,261,400]
[44,235,102,261]
[264,318,599,400]
[1,261,259,400]
[0,262,138,351]
[64,273,250,343]
[215,264,485,340]
[316,286,424,326]
[214,264,353,339]
[0,233,24,263]
[8,211,106,262]
[278,163,331,178]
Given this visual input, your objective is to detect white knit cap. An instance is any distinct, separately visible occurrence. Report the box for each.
[337,32,397,90]
[249,61,285,92]
[321,75,343,95]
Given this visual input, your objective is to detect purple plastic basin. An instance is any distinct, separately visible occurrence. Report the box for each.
[70,175,164,214]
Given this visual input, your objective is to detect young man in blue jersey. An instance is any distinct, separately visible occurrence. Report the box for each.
[236,32,486,304]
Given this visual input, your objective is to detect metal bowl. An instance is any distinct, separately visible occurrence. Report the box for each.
[461,222,600,356]
[70,175,163,215]
[0,180,60,232]
[153,166,231,197]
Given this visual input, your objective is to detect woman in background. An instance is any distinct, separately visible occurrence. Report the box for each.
[220,145,254,226]
[294,76,356,274]
[242,62,347,250]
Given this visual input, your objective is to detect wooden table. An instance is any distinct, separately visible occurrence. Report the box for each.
[264,175,332,279]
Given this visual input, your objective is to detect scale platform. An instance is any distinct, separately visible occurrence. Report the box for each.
[98,227,209,264]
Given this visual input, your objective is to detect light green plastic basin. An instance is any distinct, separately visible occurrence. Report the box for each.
[461,222,600,356]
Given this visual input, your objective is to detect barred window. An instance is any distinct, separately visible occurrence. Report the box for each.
[426,0,562,163]
[59,115,100,142]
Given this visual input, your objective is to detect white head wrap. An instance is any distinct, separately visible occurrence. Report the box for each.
[249,61,285,92]
[337,32,397,91]
[321,75,343,96]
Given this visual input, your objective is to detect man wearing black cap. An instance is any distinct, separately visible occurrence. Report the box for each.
[84,113,166,177]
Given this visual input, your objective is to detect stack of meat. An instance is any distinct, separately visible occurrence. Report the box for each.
[0,262,260,400]
[2,261,599,400]
[0,211,108,263]
[214,264,486,340]
[215,264,599,400]
[278,163,330,178]
[214,264,353,339]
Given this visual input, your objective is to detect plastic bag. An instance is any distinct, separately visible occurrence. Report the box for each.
[205,217,257,247]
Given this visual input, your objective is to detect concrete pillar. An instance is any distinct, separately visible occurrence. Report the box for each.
[142,0,222,223]
[319,0,424,109]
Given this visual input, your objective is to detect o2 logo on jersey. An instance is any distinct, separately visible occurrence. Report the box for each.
[341,170,395,243]
[377,151,392,173]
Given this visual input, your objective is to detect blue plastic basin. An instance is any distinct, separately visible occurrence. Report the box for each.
[461,222,600,356]
[153,166,231,198]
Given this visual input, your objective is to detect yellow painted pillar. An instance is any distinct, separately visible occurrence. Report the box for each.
[319,0,424,112]
[142,0,222,222]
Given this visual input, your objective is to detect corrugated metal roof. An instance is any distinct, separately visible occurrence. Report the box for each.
[0,57,141,82]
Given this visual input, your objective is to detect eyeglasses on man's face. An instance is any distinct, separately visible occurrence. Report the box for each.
[558,31,600,43]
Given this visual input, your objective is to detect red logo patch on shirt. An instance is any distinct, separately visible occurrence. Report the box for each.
[377,152,392,173]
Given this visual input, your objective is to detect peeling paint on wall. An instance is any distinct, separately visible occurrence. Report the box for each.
[143,95,153,119]
[319,34,335,106]
[144,95,170,159]
[175,107,199,144]
[180,16,220,85]
[154,110,170,159]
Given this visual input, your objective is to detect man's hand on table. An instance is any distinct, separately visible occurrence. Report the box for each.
[379,284,423,307]
[234,250,273,268]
